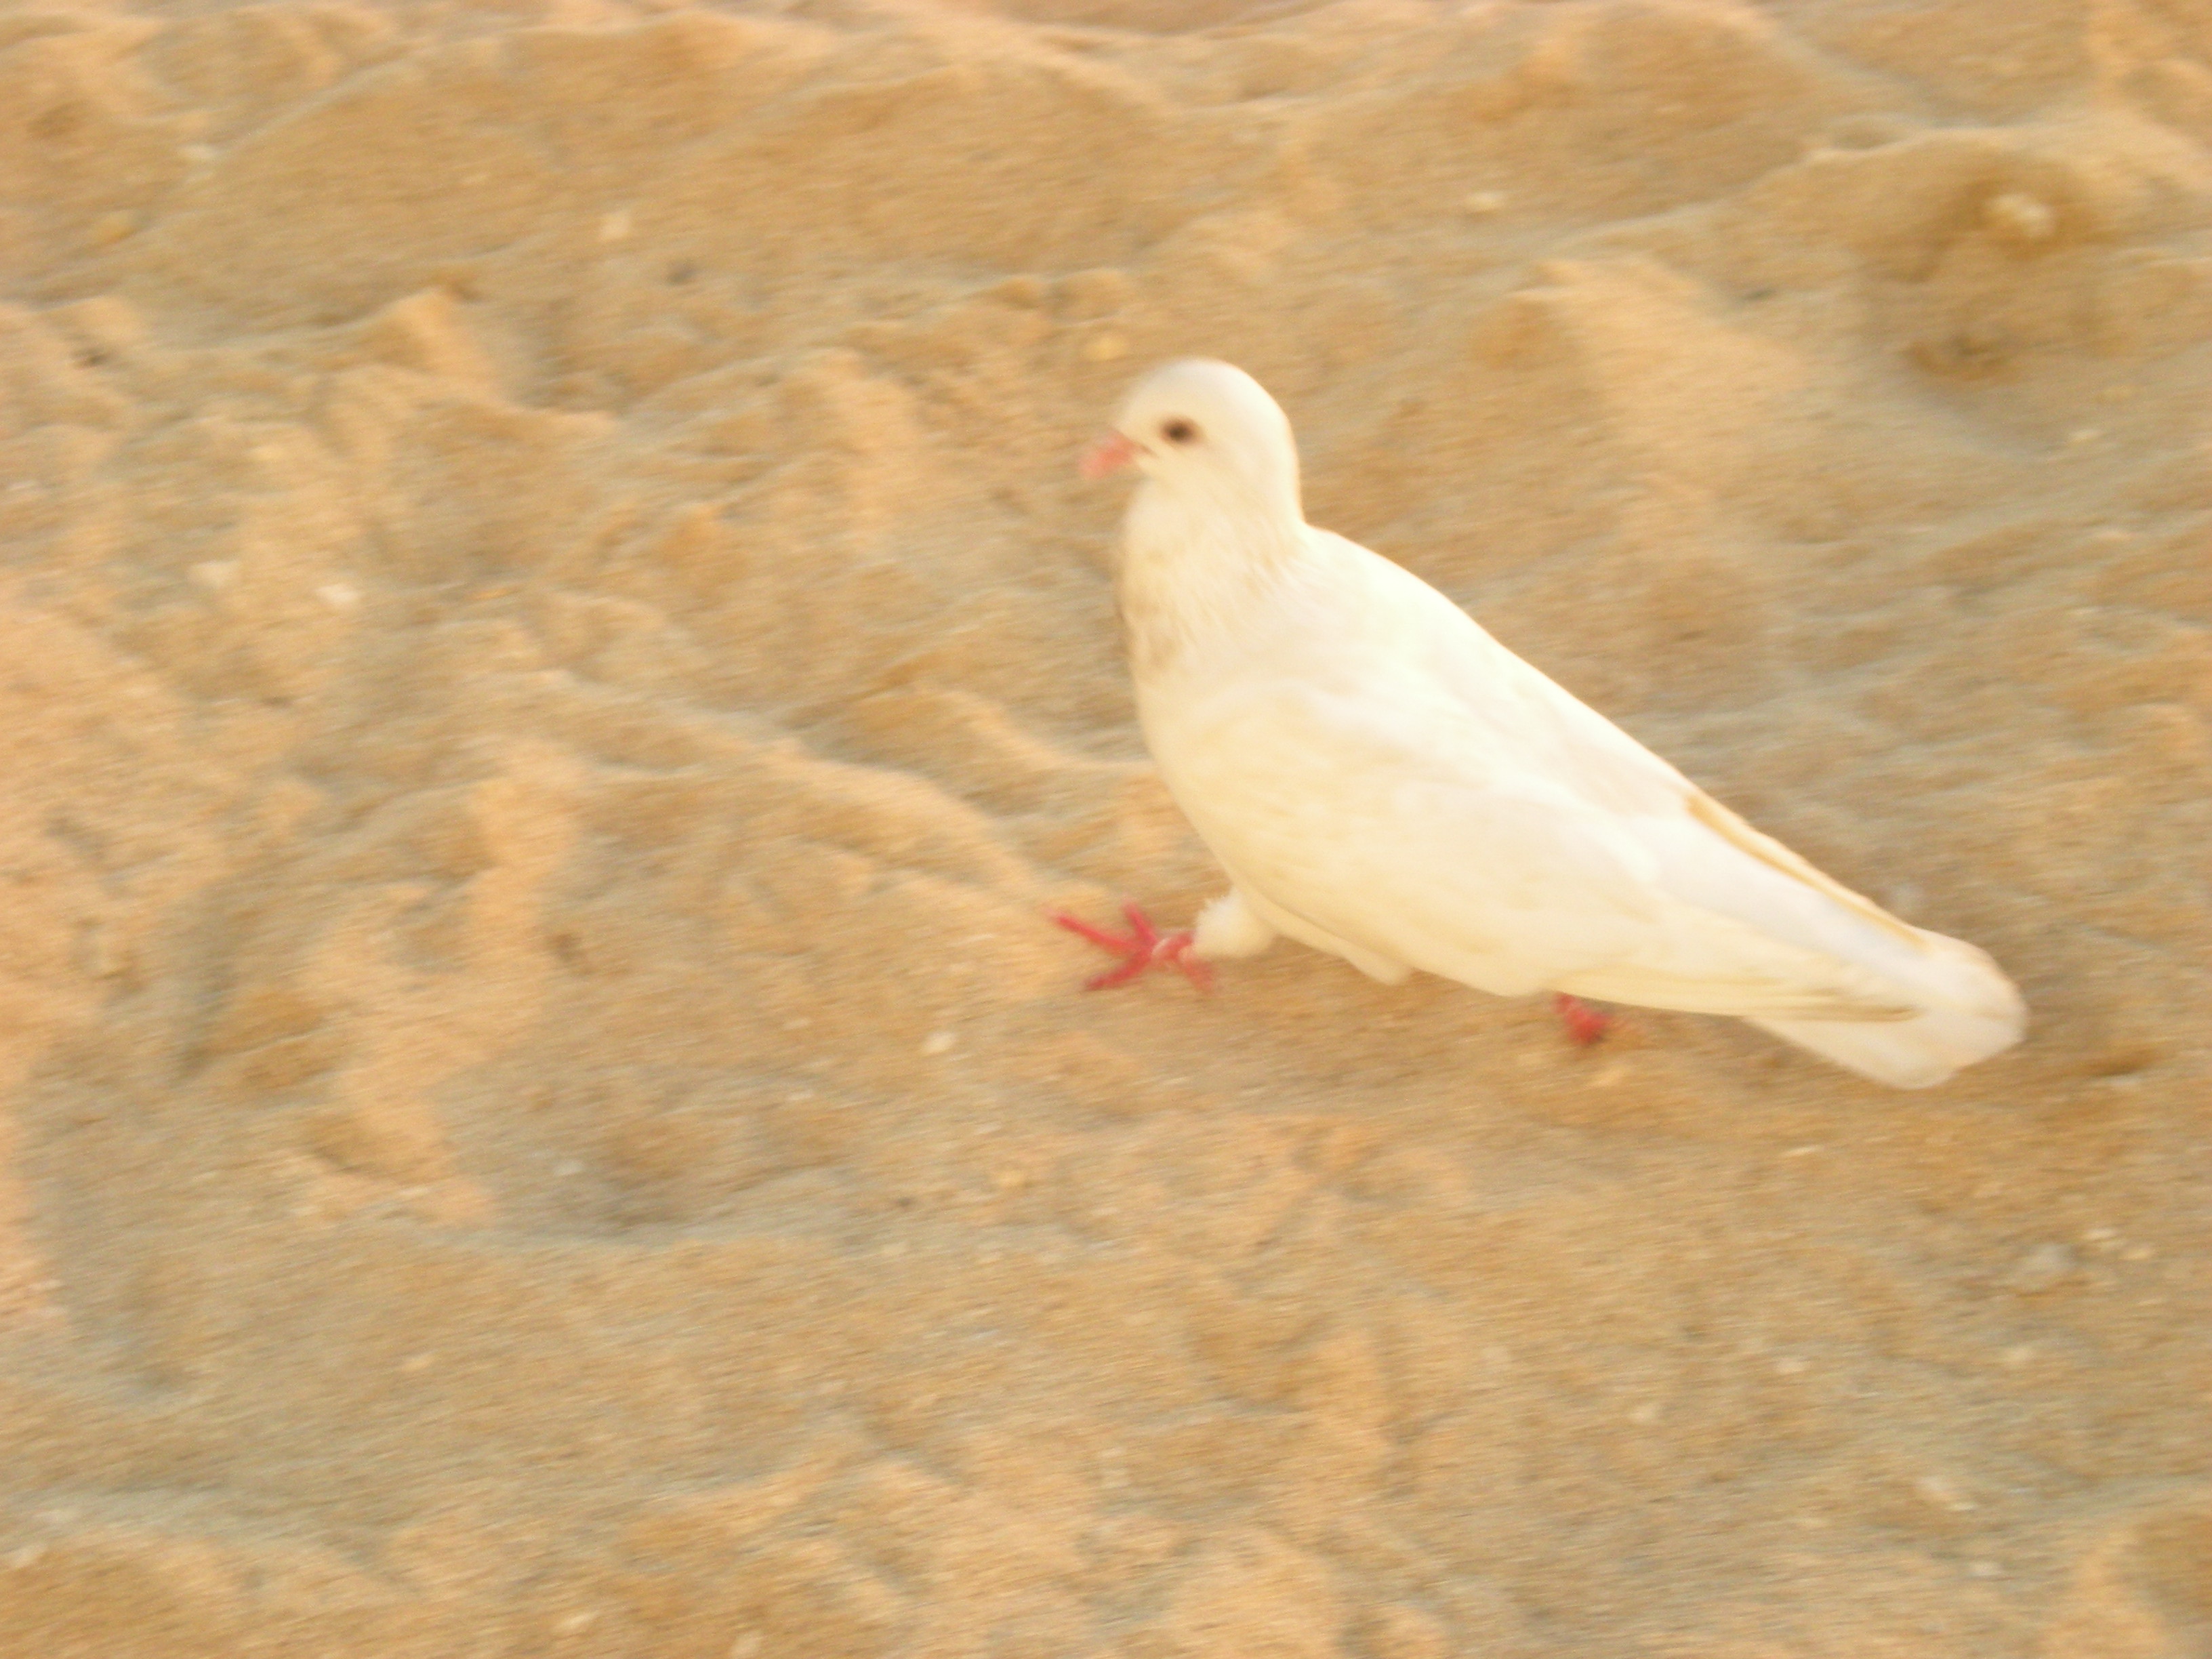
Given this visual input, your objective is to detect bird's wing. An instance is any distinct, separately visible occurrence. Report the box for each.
[1370,536,2016,1019]
[1157,534,1963,1018]
[1160,659,1914,1017]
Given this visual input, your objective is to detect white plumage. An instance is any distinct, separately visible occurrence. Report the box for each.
[1078,359,2025,1088]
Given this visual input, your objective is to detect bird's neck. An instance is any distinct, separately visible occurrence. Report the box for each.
[1114,482,1305,680]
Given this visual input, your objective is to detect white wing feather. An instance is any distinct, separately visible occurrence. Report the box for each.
[1141,529,2024,1087]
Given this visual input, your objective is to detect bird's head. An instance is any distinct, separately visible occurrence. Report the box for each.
[1081,359,1301,521]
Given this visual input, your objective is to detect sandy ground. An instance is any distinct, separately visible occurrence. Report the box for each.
[1,0,2208,1653]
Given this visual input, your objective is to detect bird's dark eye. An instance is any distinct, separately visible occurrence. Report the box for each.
[1161,419,1200,445]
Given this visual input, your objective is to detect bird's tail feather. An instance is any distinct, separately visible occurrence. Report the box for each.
[1752,993,2024,1090]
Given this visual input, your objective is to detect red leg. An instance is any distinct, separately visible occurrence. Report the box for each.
[1554,992,1614,1046]
[1050,901,1212,992]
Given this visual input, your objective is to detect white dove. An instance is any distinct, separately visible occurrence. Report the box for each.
[1053,359,2025,1088]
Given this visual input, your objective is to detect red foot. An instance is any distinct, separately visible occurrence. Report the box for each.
[1050,901,1212,992]
[1554,992,1614,1046]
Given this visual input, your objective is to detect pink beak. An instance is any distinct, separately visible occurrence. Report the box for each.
[1080,430,1141,480]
